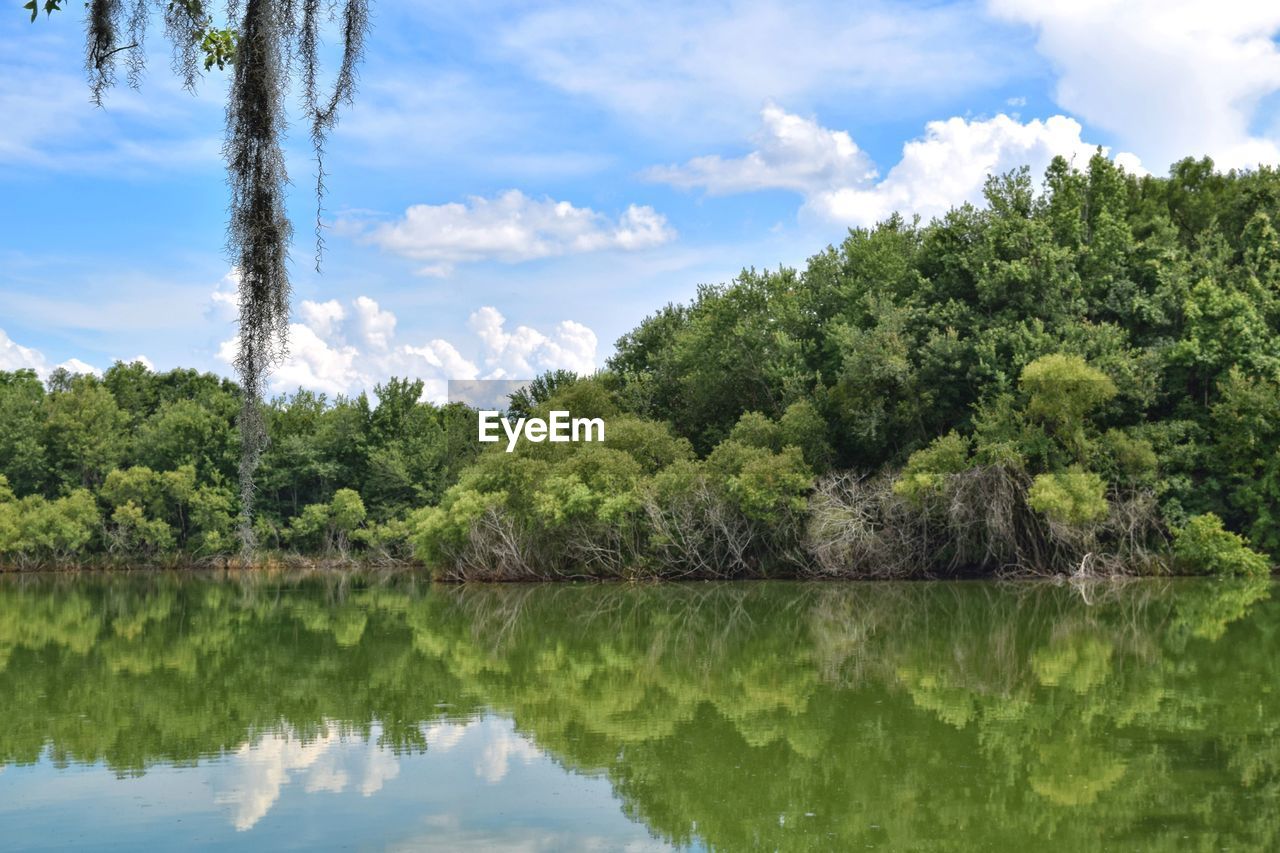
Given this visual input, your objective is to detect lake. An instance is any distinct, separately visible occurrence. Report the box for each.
[0,573,1276,850]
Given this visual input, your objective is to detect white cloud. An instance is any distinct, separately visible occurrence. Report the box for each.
[0,329,109,380]
[352,296,397,351]
[653,107,1143,227]
[116,354,156,370]
[0,328,49,375]
[56,358,101,376]
[349,190,675,275]
[401,340,480,385]
[213,294,598,401]
[206,269,241,323]
[298,299,346,340]
[813,113,1142,225]
[263,324,362,398]
[646,103,876,195]
[990,0,1280,170]
[468,307,599,379]
[494,0,1025,136]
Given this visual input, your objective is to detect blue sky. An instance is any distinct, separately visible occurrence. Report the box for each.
[2,1,1279,400]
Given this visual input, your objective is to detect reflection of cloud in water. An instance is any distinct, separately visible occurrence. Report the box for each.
[477,727,542,784]
[210,718,552,832]
[304,753,349,794]
[389,814,668,852]
[424,720,470,752]
[215,727,343,831]
[213,720,442,831]
[360,739,401,797]
[422,718,543,783]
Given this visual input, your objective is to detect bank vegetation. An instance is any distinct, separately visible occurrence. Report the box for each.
[2,154,1278,579]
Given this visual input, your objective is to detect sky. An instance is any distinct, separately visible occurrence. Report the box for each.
[2,0,1279,401]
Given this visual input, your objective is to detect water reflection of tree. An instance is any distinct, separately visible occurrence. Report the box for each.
[0,574,1274,849]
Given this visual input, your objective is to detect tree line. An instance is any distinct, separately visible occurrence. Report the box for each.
[2,153,1279,576]
[0,367,479,566]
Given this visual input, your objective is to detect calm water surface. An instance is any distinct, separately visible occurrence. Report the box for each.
[0,574,1276,851]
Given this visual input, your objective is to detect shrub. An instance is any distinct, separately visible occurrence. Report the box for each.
[728,411,779,451]
[12,490,101,563]
[725,445,813,523]
[288,488,368,556]
[1028,466,1110,526]
[108,501,175,554]
[0,476,19,556]
[778,400,833,472]
[1173,513,1271,577]
[894,432,971,504]
[1020,354,1117,426]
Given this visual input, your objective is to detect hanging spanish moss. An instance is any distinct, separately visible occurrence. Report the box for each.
[301,0,369,270]
[227,0,290,555]
[69,0,373,557]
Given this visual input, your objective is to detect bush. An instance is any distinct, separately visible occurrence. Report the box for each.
[894,432,971,504]
[288,488,368,556]
[7,490,101,565]
[1020,354,1117,427]
[727,412,779,451]
[108,501,175,554]
[410,417,814,579]
[1028,467,1110,526]
[1173,513,1271,577]
[778,400,833,472]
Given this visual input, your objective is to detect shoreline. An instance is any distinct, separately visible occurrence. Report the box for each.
[2,558,1271,582]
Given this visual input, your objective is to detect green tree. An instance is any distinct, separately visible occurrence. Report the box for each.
[0,370,48,495]
[43,375,128,491]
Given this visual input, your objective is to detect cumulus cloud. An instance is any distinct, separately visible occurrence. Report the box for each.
[812,113,1142,225]
[298,299,345,340]
[56,358,101,376]
[352,296,397,351]
[646,103,875,195]
[652,106,1143,227]
[468,307,599,379]
[213,293,599,401]
[990,0,1280,170]
[0,328,112,379]
[347,190,674,276]
[117,354,156,370]
[0,328,50,375]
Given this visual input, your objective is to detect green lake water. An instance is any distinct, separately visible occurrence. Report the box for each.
[0,573,1277,851]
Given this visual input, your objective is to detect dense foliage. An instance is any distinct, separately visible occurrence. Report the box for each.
[0,366,478,567]
[1,574,1278,849]
[417,153,1280,578]
[2,153,1278,576]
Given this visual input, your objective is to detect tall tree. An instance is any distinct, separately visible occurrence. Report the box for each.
[26,0,371,557]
